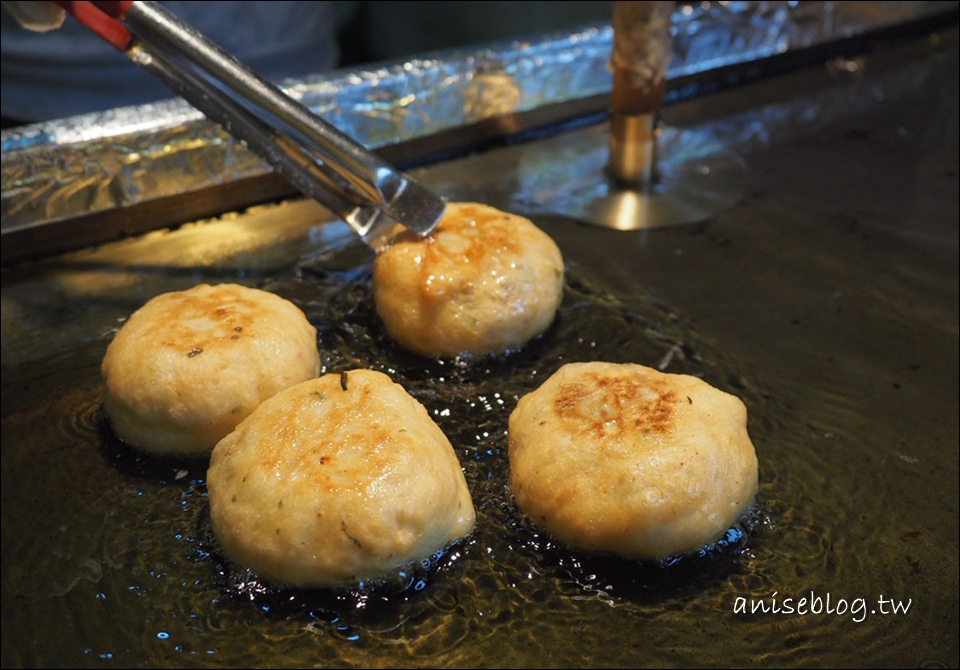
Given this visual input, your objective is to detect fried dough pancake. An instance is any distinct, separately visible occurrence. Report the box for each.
[207,370,476,587]
[101,283,320,456]
[509,362,758,559]
[373,202,564,357]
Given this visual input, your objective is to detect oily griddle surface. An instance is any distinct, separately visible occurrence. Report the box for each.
[2,32,958,669]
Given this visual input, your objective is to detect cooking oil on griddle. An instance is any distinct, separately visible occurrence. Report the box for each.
[180,246,771,641]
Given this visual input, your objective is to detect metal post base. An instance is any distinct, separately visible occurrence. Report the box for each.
[564,125,748,231]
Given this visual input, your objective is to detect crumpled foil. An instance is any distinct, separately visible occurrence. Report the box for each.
[1,1,954,252]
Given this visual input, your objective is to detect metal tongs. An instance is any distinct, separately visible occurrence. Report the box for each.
[55,0,445,250]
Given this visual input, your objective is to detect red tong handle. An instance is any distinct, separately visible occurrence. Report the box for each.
[55,1,135,51]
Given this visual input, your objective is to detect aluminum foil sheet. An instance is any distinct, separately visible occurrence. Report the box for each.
[1,1,955,251]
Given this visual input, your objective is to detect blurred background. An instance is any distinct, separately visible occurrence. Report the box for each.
[1,0,613,126]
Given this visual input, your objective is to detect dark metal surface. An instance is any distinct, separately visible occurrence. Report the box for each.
[1,11,958,670]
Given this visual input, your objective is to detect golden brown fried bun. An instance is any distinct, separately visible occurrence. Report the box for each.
[508,362,758,559]
[101,283,320,456]
[373,202,564,357]
[207,369,476,587]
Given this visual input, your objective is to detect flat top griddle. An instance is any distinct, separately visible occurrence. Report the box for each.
[2,12,958,670]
